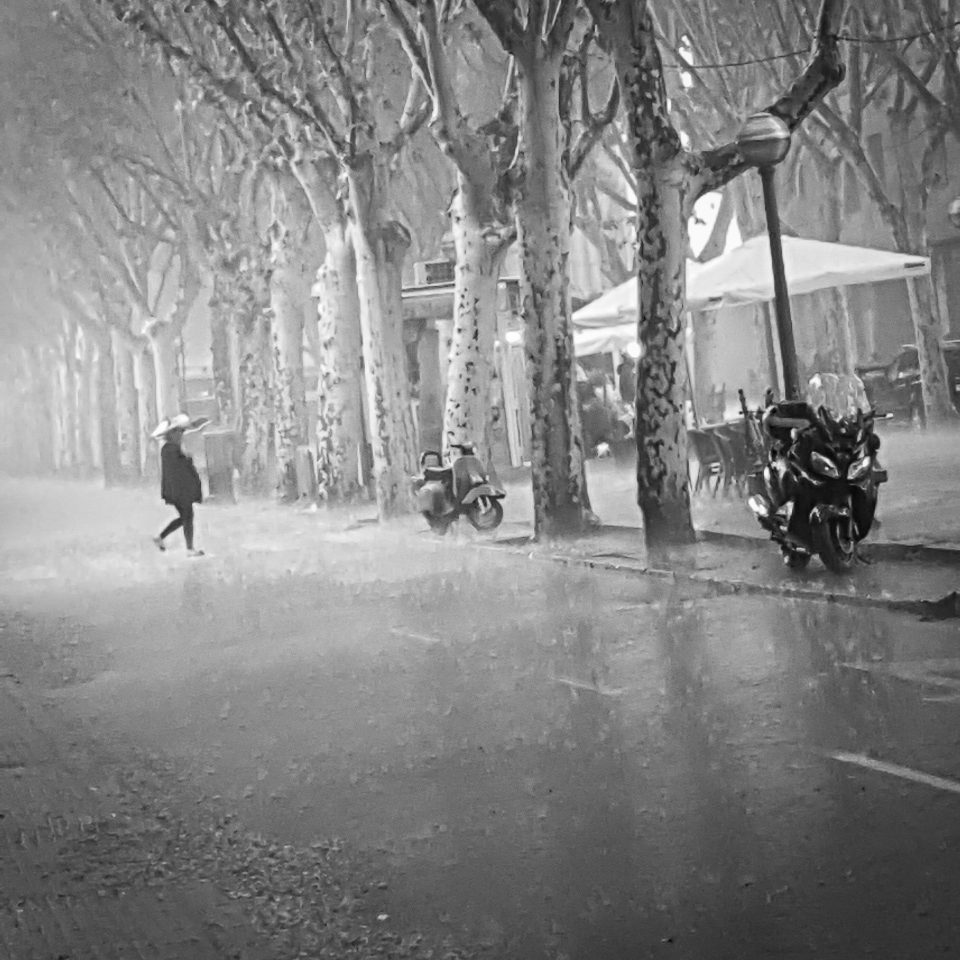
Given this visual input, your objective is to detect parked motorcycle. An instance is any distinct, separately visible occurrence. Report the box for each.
[746,374,888,573]
[412,443,506,535]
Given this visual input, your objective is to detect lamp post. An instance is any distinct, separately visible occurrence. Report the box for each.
[736,112,800,400]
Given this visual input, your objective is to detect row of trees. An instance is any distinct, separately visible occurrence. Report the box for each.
[2,0,954,547]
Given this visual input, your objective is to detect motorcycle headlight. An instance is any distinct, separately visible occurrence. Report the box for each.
[810,451,841,479]
[848,455,872,480]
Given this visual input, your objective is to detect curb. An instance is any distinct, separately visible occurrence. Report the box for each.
[480,526,959,618]
[579,521,960,568]
[482,539,900,612]
[695,527,960,568]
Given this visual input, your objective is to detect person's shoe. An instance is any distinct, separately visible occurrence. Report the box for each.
[152,536,166,552]
[187,548,205,558]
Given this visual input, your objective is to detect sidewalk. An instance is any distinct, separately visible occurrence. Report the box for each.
[0,424,956,612]
[502,424,960,559]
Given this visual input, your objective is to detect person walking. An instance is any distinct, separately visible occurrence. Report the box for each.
[151,414,205,556]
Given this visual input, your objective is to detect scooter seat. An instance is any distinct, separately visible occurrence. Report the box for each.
[423,466,452,482]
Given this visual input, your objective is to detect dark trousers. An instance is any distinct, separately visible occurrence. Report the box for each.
[159,503,194,549]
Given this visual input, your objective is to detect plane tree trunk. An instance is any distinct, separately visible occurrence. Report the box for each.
[587,0,847,549]
[95,325,123,486]
[237,310,273,496]
[137,344,160,482]
[888,114,955,424]
[113,329,142,480]
[442,180,508,467]
[145,318,181,422]
[294,159,366,502]
[209,273,239,425]
[345,160,418,518]
[268,180,312,502]
[512,44,589,538]
[314,221,365,501]
[77,324,99,476]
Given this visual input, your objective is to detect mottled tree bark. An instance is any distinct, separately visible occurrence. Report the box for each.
[50,351,67,473]
[15,346,53,474]
[315,222,364,501]
[887,115,955,423]
[146,318,181,421]
[442,182,506,468]
[513,49,589,538]
[137,344,159,482]
[95,326,123,486]
[237,312,273,496]
[78,325,99,475]
[588,0,848,548]
[907,275,954,420]
[346,163,418,518]
[112,329,141,480]
[209,274,238,425]
[59,317,80,475]
[268,182,312,501]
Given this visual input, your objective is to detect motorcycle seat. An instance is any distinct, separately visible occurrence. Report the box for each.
[763,401,817,442]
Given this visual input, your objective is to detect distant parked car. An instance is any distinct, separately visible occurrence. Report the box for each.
[856,341,960,424]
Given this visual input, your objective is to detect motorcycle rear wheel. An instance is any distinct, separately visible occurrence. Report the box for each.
[467,497,504,531]
[813,518,856,573]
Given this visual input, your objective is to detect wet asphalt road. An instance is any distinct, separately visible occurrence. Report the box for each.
[2,483,960,958]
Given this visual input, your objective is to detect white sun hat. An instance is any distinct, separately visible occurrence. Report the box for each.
[150,413,193,439]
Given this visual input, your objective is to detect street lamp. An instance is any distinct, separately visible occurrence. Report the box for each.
[736,112,800,400]
[949,196,960,230]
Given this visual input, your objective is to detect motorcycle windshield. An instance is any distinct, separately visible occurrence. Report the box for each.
[806,372,872,418]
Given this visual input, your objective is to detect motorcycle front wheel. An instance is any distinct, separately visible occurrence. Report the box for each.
[466,497,504,531]
[781,547,810,570]
[813,517,856,573]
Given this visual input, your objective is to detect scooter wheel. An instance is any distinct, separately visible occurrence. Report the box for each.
[466,497,503,531]
[424,513,452,536]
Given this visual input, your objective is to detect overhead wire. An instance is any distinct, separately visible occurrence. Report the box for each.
[664,19,960,71]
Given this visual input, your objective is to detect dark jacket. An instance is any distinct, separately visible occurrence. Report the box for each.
[161,442,203,506]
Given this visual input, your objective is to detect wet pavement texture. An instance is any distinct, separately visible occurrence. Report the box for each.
[2,478,960,958]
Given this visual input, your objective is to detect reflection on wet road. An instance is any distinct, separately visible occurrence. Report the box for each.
[4,537,960,959]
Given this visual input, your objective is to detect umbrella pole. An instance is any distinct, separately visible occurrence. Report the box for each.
[683,331,700,429]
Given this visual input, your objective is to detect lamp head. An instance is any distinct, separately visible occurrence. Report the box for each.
[949,196,960,230]
[736,112,792,167]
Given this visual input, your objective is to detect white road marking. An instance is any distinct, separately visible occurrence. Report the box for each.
[828,751,960,796]
[552,676,626,697]
[389,628,446,646]
[841,659,960,693]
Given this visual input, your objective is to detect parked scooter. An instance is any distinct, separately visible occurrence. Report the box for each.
[746,374,888,572]
[413,443,506,535]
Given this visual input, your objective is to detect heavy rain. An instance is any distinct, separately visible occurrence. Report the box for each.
[3,2,960,959]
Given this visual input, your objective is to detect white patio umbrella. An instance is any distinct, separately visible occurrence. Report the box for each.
[572,260,713,328]
[571,235,931,357]
[686,234,930,306]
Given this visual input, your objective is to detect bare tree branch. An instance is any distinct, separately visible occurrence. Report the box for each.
[472,0,526,56]
[695,0,846,197]
[568,71,619,179]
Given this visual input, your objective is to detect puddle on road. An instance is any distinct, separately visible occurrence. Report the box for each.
[5,554,960,958]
